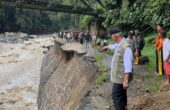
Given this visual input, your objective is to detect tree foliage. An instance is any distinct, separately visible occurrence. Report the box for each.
[101,0,170,32]
[0,0,170,33]
[0,0,82,33]
[0,8,80,33]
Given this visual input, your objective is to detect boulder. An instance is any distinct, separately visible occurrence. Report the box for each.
[16,32,28,38]
[4,32,16,37]
[38,38,97,110]
[29,35,37,38]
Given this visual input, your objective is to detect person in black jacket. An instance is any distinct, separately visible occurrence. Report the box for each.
[84,32,91,48]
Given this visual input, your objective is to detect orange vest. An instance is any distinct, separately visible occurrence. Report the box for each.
[154,36,163,51]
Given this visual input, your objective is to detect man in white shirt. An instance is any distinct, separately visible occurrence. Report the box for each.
[67,32,72,44]
[103,28,133,110]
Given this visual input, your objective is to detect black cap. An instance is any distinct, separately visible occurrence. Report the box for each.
[157,23,163,28]
[128,31,134,37]
[108,27,121,35]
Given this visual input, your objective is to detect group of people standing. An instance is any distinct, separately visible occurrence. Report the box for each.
[154,24,170,84]
[126,30,145,65]
[102,24,170,110]
[78,31,92,48]
[59,31,76,44]
[59,30,94,48]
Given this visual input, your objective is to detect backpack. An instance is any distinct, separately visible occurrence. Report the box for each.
[140,56,149,65]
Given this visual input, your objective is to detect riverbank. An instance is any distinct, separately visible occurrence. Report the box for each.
[89,48,170,110]
[0,32,170,110]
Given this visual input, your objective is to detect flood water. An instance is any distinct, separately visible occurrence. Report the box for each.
[0,33,54,110]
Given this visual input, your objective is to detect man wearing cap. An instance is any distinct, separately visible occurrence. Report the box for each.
[126,31,135,53]
[103,28,133,110]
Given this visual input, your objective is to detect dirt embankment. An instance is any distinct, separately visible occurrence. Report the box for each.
[37,38,98,110]
[100,53,170,110]
[1,32,170,110]
[79,52,170,110]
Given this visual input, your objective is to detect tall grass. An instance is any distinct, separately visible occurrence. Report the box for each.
[142,33,168,92]
[142,34,156,70]
[143,32,170,70]
[95,53,110,84]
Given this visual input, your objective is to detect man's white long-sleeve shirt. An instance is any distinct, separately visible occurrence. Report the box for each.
[109,38,133,82]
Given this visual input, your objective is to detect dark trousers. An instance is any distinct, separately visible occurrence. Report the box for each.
[112,83,127,110]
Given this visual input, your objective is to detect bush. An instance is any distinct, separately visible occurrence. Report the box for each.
[95,53,110,84]
[96,72,110,84]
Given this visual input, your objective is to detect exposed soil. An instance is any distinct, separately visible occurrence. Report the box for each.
[0,32,170,110]
[80,51,170,110]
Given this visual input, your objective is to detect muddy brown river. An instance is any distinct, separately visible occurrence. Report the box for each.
[0,35,54,110]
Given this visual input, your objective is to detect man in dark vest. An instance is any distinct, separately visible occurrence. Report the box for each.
[103,28,133,110]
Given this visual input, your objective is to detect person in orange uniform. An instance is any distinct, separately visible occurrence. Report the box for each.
[154,24,164,75]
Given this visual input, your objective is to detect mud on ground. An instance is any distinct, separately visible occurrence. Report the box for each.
[0,32,170,110]
[79,52,170,110]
